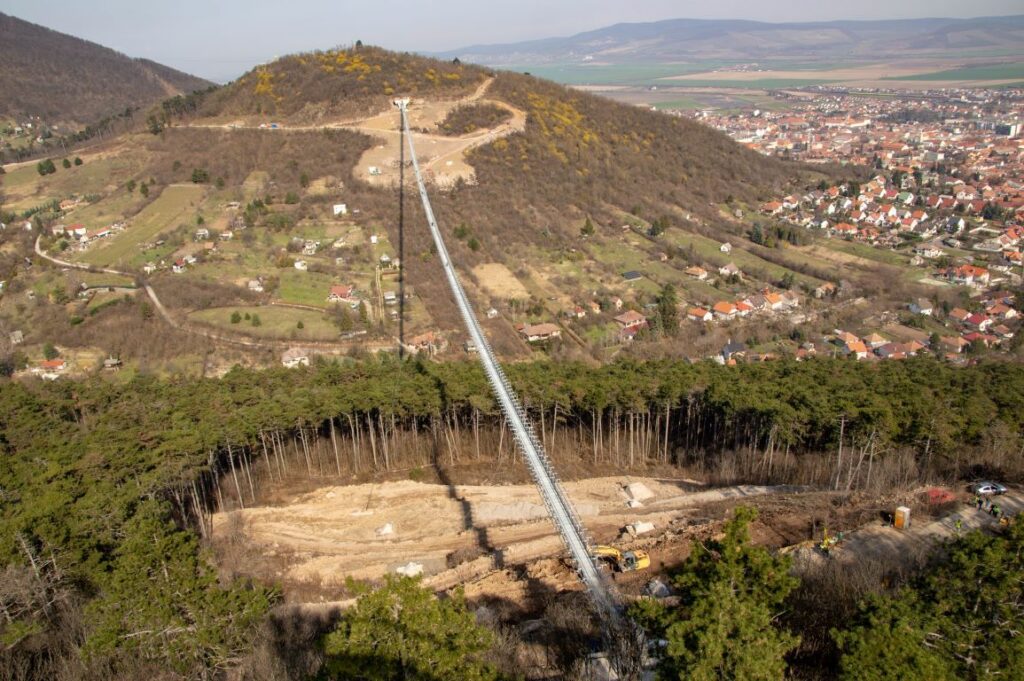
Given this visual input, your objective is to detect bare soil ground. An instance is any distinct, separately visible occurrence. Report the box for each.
[211,473,978,613]
[346,77,526,189]
[790,492,1023,574]
[183,77,526,190]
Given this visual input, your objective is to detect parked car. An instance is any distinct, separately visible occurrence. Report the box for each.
[971,481,1008,496]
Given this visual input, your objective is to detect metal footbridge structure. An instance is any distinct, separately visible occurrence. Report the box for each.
[395,100,620,623]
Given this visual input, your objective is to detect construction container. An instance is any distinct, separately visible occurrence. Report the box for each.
[894,506,912,529]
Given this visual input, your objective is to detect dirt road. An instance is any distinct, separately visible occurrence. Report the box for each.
[182,77,526,189]
[793,492,1024,571]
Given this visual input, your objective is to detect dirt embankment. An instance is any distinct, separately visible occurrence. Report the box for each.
[213,475,804,599]
[212,471,1021,615]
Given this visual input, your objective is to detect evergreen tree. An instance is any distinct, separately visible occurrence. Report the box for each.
[834,594,954,681]
[835,521,1024,680]
[657,283,679,337]
[320,576,500,681]
[581,216,595,237]
[750,224,764,245]
[632,507,799,680]
[85,501,274,675]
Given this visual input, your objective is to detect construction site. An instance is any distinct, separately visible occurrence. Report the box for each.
[209,466,1020,612]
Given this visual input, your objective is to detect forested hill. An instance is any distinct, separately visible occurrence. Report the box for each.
[0,12,212,124]
[444,71,806,247]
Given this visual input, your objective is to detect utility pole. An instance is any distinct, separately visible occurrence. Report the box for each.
[394,98,410,358]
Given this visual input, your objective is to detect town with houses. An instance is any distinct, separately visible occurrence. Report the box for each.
[659,86,1023,363]
[8,84,1024,375]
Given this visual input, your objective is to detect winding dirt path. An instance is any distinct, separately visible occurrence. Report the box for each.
[182,77,526,189]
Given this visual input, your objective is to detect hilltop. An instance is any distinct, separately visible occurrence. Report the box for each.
[440,15,1024,65]
[200,46,489,122]
[0,12,212,125]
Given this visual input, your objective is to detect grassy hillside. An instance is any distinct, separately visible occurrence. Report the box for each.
[0,12,211,124]
[4,46,850,368]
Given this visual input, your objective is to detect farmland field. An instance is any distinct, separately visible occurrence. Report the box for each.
[75,184,206,268]
[63,190,147,230]
[473,262,531,299]
[507,62,724,86]
[890,62,1024,81]
[664,229,823,286]
[74,270,136,288]
[189,305,341,341]
[276,269,336,308]
[2,150,145,211]
[818,240,911,267]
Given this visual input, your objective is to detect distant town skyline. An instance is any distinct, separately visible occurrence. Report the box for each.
[4,1,1024,82]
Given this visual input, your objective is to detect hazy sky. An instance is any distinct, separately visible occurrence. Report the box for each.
[5,0,1023,82]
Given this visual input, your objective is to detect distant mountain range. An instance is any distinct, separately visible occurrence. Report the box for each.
[0,12,212,125]
[438,15,1024,65]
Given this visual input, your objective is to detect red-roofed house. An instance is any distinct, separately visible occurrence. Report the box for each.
[712,301,737,320]
[965,314,993,332]
[942,265,990,288]
[327,284,356,303]
[687,307,712,322]
[614,310,648,330]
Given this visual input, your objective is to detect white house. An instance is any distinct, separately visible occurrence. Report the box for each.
[910,298,933,316]
[332,204,348,216]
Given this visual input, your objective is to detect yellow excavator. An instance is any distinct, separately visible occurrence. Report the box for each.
[593,545,651,572]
